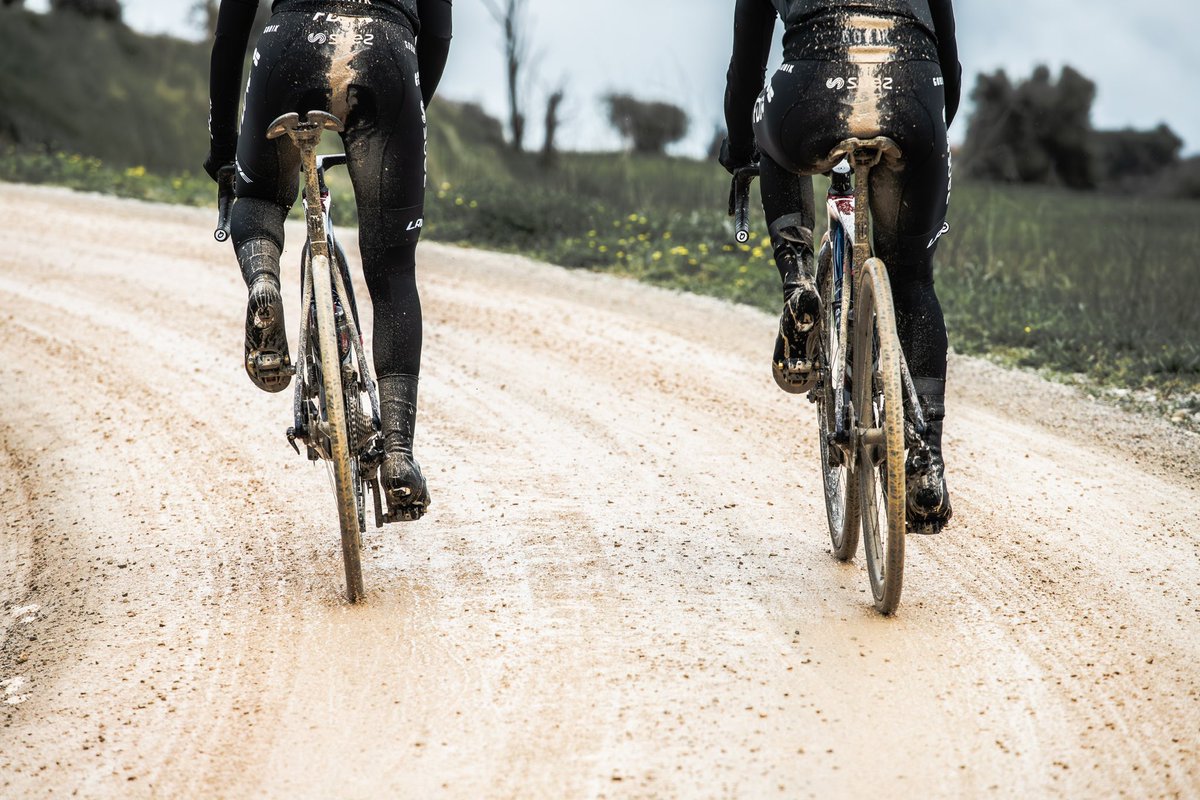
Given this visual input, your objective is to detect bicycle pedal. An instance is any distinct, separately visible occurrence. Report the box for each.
[781,359,815,379]
[908,520,945,535]
[250,352,294,374]
[382,505,426,523]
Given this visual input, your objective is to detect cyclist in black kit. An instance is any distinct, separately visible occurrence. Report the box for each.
[204,0,452,518]
[721,0,960,528]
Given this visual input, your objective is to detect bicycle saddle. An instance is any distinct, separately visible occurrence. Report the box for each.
[266,110,345,142]
[819,136,903,173]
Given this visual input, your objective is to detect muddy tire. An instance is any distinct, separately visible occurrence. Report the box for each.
[853,257,907,615]
[815,240,860,561]
[311,253,365,602]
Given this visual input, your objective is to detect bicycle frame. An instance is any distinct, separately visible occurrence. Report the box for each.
[289,154,381,461]
[727,149,928,462]
[821,150,930,462]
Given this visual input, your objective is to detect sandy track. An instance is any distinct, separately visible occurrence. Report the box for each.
[1,184,1197,798]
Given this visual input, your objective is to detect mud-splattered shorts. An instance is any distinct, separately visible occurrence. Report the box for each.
[232,10,428,377]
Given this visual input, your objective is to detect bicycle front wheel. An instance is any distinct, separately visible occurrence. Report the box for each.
[815,239,859,560]
[853,257,906,614]
[311,253,365,602]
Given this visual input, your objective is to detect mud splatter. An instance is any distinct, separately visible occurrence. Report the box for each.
[328,18,369,123]
[842,15,897,136]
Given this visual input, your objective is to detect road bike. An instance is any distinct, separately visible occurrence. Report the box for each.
[215,111,418,603]
[731,137,934,614]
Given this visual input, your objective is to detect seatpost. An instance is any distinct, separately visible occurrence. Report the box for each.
[265,111,345,262]
[851,150,874,271]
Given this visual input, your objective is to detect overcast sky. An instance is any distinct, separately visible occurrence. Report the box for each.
[29,0,1198,156]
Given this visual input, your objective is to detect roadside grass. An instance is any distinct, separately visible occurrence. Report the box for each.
[5,146,1198,419]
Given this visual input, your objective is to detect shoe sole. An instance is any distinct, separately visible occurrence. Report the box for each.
[245,285,293,393]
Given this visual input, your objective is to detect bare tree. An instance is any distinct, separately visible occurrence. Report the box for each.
[541,84,566,166]
[604,94,690,155]
[480,0,530,151]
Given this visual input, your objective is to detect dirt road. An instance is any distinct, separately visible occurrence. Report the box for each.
[1,184,1197,798]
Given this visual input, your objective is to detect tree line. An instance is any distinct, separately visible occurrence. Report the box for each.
[960,65,1197,197]
[9,0,1195,194]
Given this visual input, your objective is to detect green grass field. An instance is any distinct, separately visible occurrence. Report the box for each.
[5,142,1198,421]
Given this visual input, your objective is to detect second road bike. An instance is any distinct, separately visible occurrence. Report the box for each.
[731,137,937,615]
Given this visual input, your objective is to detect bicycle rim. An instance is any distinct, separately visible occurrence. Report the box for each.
[311,253,365,602]
[854,258,906,614]
[816,241,860,560]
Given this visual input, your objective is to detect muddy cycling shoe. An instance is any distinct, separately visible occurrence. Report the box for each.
[236,239,292,393]
[906,378,953,533]
[379,374,430,521]
[768,222,821,394]
[244,275,293,393]
[772,276,821,394]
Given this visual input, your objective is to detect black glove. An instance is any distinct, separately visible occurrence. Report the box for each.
[203,143,236,183]
[719,137,756,176]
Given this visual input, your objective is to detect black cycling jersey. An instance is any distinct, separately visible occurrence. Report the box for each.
[724,0,959,165]
[271,0,419,30]
[768,0,936,36]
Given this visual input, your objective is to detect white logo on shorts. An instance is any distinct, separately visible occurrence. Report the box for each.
[826,77,846,90]
[307,32,328,44]
[927,221,950,249]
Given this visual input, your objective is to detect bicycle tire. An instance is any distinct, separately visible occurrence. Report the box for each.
[311,253,366,602]
[815,239,860,560]
[331,241,369,538]
[854,257,906,614]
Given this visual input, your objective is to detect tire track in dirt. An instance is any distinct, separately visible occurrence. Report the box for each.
[1,185,1197,798]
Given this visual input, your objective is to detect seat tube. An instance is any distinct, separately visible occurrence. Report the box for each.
[298,140,329,261]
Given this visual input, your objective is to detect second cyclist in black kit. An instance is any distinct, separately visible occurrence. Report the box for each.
[722,0,960,529]
[205,0,452,519]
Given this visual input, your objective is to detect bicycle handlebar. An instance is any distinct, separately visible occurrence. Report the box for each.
[728,165,760,245]
[213,154,346,244]
[213,165,236,243]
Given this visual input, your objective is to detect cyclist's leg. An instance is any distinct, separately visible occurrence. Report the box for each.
[866,61,953,525]
[754,61,844,391]
[228,14,312,392]
[337,18,429,513]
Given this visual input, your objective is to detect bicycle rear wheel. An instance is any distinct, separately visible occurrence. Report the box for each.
[310,253,366,602]
[815,239,860,560]
[853,257,906,614]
